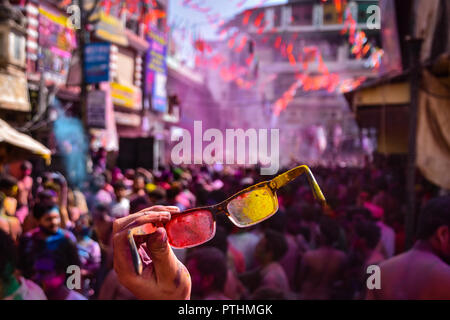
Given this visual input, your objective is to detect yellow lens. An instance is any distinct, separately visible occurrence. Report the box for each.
[226,186,278,227]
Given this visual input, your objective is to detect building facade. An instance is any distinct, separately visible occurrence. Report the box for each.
[0,0,30,126]
[6,0,174,173]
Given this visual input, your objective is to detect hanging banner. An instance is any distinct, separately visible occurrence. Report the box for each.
[145,27,168,113]
[85,43,110,84]
[87,90,106,129]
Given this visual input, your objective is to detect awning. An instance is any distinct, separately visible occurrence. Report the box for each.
[351,82,410,109]
[0,118,51,163]
[343,71,410,111]
[0,73,31,112]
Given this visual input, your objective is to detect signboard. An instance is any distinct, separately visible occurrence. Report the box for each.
[111,82,142,110]
[85,43,110,84]
[114,111,141,127]
[87,90,106,129]
[89,82,119,152]
[145,27,168,113]
[92,11,128,47]
[38,5,77,85]
[0,73,31,112]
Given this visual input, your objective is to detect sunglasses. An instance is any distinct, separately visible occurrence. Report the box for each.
[129,165,325,274]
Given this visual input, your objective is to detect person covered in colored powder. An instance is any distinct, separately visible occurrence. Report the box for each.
[0,229,47,300]
[185,247,230,300]
[17,201,81,296]
[366,196,450,300]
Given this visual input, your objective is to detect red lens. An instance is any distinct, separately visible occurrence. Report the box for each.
[166,210,215,248]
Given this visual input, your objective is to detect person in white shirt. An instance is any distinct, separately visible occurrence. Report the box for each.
[111,180,130,219]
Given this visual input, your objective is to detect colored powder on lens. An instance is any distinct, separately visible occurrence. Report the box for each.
[168,210,213,247]
[229,189,276,225]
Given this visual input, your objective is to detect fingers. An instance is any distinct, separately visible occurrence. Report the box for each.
[113,206,179,233]
[123,212,171,233]
[146,205,180,213]
[112,205,192,300]
[112,206,179,279]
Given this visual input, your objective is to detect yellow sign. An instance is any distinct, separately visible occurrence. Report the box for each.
[39,7,68,27]
[93,11,128,47]
[111,82,141,110]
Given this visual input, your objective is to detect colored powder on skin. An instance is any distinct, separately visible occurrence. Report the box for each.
[174,267,181,288]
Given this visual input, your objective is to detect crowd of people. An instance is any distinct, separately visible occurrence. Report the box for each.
[0,153,449,300]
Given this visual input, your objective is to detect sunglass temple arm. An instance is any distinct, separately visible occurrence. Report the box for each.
[270,165,326,205]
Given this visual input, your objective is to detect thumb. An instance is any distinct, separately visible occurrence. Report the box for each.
[146,227,179,283]
[146,227,172,264]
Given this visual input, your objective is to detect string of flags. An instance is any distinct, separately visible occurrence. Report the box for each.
[172,0,385,116]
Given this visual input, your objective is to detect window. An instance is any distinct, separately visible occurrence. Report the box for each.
[322,4,339,25]
[14,34,22,61]
[319,41,339,61]
[155,2,167,32]
[273,7,282,27]
[0,32,5,59]
[8,32,24,64]
[157,16,166,31]
[291,4,313,26]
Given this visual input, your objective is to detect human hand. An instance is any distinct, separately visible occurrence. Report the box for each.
[52,172,67,187]
[112,206,191,300]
